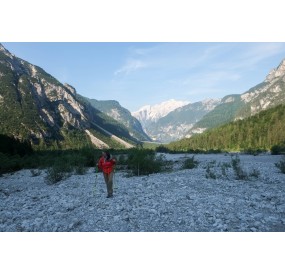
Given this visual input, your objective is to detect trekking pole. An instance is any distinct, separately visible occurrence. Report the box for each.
[94,167,98,196]
[113,169,116,190]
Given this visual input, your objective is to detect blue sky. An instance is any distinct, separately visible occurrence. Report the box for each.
[3,42,285,111]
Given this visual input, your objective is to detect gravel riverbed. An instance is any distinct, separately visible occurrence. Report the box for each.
[1,153,285,232]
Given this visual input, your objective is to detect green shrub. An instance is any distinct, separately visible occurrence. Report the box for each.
[117,154,128,165]
[181,155,199,169]
[271,144,285,155]
[45,160,73,184]
[46,166,67,184]
[231,155,248,180]
[249,168,260,178]
[0,134,33,156]
[243,148,264,156]
[206,164,217,179]
[126,149,169,176]
[203,157,259,181]
[0,153,22,174]
[30,169,41,177]
[74,164,88,175]
[220,162,231,178]
[275,156,285,174]
[155,145,170,153]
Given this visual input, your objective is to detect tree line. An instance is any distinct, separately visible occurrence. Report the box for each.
[167,104,285,153]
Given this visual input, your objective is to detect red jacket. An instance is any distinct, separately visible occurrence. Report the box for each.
[98,156,116,174]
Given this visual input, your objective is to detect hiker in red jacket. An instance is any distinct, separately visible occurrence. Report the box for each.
[97,151,116,198]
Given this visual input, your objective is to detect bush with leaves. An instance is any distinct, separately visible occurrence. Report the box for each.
[45,160,73,184]
[0,153,21,174]
[275,156,285,174]
[243,148,264,156]
[155,145,170,153]
[231,155,249,180]
[271,143,285,155]
[204,157,260,181]
[181,155,199,169]
[126,149,169,176]
[249,168,260,178]
[206,164,217,179]
[30,169,41,177]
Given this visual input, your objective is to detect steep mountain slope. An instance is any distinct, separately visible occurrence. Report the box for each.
[187,95,244,135]
[188,59,285,136]
[80,96,151,142]
[0,44,136,149]
[168,103,285,152]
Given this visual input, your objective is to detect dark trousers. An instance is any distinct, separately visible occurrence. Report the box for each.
[103,171,113,195]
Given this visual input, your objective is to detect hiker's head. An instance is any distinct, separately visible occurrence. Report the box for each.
[105,151,111,160]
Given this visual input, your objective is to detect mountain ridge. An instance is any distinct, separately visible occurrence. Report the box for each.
[0,43,137,149]
[132,99,190,126]
[188,58,285,136]
[2,43,285,147]
[143,98,221,142]
[80,96,151,142]
[131,59,285,143]
[168,103,285,152]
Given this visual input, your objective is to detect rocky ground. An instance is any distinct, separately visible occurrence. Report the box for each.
[1,153,285,232]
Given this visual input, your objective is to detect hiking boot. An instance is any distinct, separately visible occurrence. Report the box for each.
[106,194,113,198]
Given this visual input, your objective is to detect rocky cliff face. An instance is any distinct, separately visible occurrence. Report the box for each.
[0,44,135,148]
[266,59,285,82]
[188,59,285,136]
[238,59,285,118]
[80,97,151,142]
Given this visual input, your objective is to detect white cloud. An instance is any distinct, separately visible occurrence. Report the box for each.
[244,43,285,60]
[169,70,241,89]
[215,43,285,71]
[112,42,285,107]
[114,59,147,76]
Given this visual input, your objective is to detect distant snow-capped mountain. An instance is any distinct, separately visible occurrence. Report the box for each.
[132,99,190,128]
[144,99,221,142]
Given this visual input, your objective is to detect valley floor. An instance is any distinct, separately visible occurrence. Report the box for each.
[1,154,285,232]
